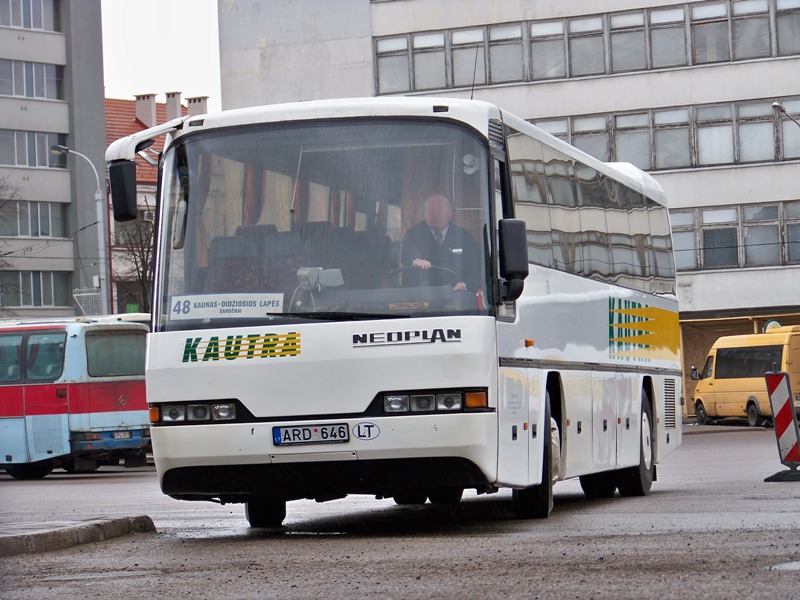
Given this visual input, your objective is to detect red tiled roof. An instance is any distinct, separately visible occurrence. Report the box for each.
[105,97,188,185]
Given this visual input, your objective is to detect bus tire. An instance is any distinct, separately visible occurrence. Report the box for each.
[616,391,654,497]
[393,492,427,505]
[427,488,463,505]
[513,393,554,519]
[579,473,617,499]
[245,497,286,528]
[5,463,54,480]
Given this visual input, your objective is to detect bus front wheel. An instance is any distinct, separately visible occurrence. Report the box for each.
[513,393,555,519]
[616,391,654,497]
[746,403,763,428]
[245,497,286,528]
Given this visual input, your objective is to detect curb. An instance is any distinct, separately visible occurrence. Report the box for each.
[0,515,156,557]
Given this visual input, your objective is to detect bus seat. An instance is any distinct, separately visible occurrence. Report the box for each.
[235,224,278,239]
[3,364,20,382]
[260,231,304,293]
[204,236,262,292]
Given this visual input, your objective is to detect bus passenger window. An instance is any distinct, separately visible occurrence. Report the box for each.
[26,333,66,381]
[0,335,23,382]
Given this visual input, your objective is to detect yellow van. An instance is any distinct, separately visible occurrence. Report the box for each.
[691,325,800,427]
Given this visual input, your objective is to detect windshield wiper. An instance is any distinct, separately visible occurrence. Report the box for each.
[265,312,410,321]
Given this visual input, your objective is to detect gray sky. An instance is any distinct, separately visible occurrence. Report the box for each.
[101,0,222,112]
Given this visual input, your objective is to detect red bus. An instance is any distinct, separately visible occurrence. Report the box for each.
[0,318,150,479]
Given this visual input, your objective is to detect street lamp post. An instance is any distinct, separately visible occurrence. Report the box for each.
[51,144,111,315]
[773,101,800,130]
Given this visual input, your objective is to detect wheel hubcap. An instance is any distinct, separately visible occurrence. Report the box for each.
[641,412,652,470]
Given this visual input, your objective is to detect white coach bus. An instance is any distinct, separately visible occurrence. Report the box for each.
[106,97,681,527]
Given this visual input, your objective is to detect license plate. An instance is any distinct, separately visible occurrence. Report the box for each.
[273,423,349,446]
[112,431,131,439]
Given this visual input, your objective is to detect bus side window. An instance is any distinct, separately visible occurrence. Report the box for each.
[0,335,23,382]
[26,333,66,381]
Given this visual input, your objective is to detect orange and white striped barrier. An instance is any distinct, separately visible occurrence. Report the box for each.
[764,371,800,482]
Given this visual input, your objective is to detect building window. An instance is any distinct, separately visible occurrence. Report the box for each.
[691,3,731,64]
[743,204,780,266]
[671,209,698,270]
[696,104,734,165]
[0,270,71,307]
[530,21,566,79]
[654,108,691,169]
[488,24,523,83]
[0,0,60,31]
[786,201,800,263]
[732,0,771,59]
[376,37,410,94]
[0,200,66,237]
[452,28,486,87]
[777,0,800,56]
[412,32,446,90]
[649,7,688,68]
[572,116,608,161]
[0,130,66,167]
[610,12,647,72]
[615,113,652,170]
[780,98,800,159]
[569,17,605,76]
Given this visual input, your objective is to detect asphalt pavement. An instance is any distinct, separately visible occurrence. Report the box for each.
[0,421,768,557]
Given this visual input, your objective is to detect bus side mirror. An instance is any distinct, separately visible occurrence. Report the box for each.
[690,366,699,381]
[108,160,138,222]
[498,218,528,302]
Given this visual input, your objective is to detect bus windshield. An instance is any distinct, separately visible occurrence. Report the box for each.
[157,119,492,331]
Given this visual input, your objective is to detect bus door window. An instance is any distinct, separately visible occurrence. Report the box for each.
[702,355,714,379]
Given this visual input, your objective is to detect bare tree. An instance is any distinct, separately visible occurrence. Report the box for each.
[113,203,154,313]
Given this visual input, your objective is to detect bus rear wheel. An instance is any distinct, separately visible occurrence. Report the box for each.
[245,497,286,528]
[5,463,54,480]
[616,391,654,497]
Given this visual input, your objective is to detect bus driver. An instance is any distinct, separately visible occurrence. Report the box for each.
[401,193,480,292]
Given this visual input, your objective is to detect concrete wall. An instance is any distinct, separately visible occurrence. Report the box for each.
[218,0,375,108]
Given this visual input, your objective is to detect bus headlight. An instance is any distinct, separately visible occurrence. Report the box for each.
[161,405,186,422]
[384,395,409,412]
[436,393,462,411]
[211,403,236,421]
[187,404,211,421]
[410,394,436,412]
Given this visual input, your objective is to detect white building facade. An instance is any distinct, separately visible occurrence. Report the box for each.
[217,0,800,412]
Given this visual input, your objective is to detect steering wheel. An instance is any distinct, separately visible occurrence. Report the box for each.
[389,264,460,286]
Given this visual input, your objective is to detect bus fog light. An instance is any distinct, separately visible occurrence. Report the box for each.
[212,403,236,421]
[161,405,186,422]
[436,393,462,411]
[187,404,211,421]
[410,394,436,412]
[384,395,409,413]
